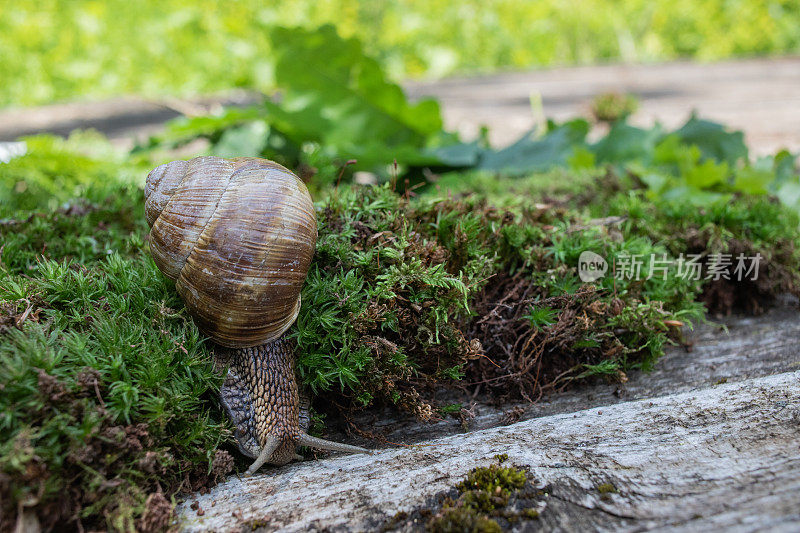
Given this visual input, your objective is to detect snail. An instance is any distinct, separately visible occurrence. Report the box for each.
[144,156,369,474]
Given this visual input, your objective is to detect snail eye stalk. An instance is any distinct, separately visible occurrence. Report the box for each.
[245,435,281,476]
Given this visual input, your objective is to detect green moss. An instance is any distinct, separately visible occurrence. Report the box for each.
[419,458,540,532]
[439,404,463,415]
[0,133,143,215]
[431,167,606,210]
[457,463,527,496]
[601,191,800,314]
[0,251,232,531]
[294,182,713,412]
[428,507,502,533]
[0,153,232,529]
[602,191,800,259]
[461,489,509,514]
[597,482,618,494]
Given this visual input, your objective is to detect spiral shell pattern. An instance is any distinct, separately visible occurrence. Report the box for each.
[145,156,317,347]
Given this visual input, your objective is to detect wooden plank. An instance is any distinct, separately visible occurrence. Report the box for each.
[177,370,800,532]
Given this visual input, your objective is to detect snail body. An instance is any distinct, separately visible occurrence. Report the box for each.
[145,156,367,472]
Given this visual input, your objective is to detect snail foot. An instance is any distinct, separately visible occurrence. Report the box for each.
[219,368,260,458]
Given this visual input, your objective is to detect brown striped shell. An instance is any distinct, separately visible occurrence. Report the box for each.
[144,156,317,348]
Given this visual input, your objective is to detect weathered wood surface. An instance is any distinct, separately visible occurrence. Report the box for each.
[178,369,800,532]
[175,300,800,531]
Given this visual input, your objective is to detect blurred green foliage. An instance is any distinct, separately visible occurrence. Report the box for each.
[591,92,640,123]
[0,132,143,212]
[2,0,800,107]
[130,24,800,217]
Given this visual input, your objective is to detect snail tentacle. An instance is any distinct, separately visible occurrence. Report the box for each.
[298,434,371,455]
[245,434,281,476]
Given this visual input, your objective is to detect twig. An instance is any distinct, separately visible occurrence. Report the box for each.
[14,300,33,327]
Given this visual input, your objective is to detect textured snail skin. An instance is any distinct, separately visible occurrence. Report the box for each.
[215,338,300,465]
[145,157,368,470]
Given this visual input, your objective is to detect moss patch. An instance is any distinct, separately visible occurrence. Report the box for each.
[0,248,235,531]
[384,457,546,532]
[600,192,800,315]
[0,173,233,530]
[596,482,617,494]
[299,184,709,413]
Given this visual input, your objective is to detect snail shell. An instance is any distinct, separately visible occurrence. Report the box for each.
[144,156,317,347]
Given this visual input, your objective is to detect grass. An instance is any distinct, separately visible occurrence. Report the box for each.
[1,131,799,530]
[3,1,800,107]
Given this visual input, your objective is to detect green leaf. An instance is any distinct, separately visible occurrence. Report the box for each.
[639,171,671,194]
[211,121,269,158]
[138,107,264,151]
[478,119,589,173]
[568,145,596,170]
[268,25,445,171]
[591,122,663,164]
[777,181,800,212]
[660,185,731,206]
[653,134,701,170]
[673,115,747,165]
[733,166,772,195]
[427,140,483,167]
[684,159,729,189]
[773,150,798,187]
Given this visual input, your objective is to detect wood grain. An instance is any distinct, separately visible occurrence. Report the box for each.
[178,368,800,531]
